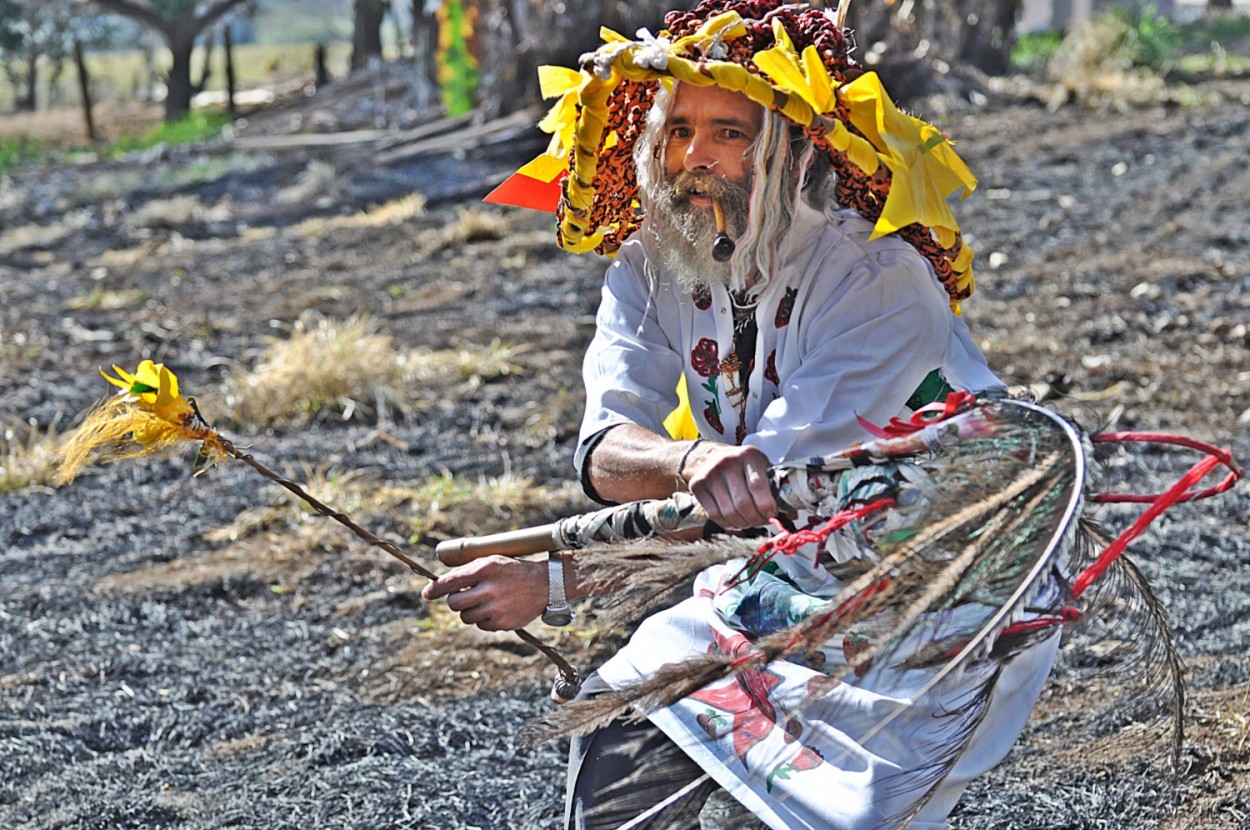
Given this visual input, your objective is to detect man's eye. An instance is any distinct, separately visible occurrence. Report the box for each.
[670,127,692,139]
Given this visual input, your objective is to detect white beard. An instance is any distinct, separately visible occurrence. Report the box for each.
[647,173,750,293]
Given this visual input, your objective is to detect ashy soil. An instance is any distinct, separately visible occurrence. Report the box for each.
[1,69,1249,829]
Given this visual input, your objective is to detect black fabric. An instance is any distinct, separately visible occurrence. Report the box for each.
[578,425,624,506]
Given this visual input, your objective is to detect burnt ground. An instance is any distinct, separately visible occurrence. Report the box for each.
[1,69,1249,829]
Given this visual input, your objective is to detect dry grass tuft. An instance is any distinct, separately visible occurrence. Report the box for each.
[64,286,149,311]
[275,159,339,207]
[1045,15,1168,109]
[1198,684,1250,755]
[432,206,510,251]
[0,223,70,257]
[1,419,64,492]
[225,312,410,424]
[352,193,427,227]
[403,469,585,544]
[404,337,528,391]
[289,192,427,236]
[127,194,233,230]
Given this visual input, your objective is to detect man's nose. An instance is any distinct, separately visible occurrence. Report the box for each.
[683,133,718,173]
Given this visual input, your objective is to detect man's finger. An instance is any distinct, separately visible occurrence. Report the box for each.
[745,463,777,522]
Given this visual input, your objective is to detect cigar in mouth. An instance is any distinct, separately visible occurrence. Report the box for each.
[711,196,736,263]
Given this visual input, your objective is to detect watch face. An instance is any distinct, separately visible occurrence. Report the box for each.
[542,608,575,627]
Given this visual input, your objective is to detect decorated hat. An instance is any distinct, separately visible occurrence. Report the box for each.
[486,0,980,312]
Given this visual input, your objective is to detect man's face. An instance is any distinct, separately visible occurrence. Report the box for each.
[648,84,763,289]
[662,83,763,187]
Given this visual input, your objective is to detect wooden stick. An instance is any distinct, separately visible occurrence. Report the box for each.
[436,523,560,566]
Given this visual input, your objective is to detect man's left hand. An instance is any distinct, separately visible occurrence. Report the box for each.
[421,555,547,631]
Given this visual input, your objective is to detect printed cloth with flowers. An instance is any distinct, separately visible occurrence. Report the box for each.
[578,201,1058,828]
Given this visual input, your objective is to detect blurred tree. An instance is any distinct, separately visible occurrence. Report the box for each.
[351,0,387,71]
[469,0,688,117]
[85,0,249,121]
[0,0,79,111]
[412,0,439,96]
[847,0,1024,102]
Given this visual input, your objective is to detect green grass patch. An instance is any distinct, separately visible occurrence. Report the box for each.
[107,111,233,155]
[1012,31,1065,74]
[0,136,48,173]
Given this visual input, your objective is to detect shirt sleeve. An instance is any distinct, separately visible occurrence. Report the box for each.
[745,247,955,463]
[575,248,686,476]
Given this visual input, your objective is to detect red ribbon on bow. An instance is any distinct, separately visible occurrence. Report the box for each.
[855,390,978,439]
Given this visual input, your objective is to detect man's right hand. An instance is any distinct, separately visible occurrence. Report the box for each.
[677,440,777,531]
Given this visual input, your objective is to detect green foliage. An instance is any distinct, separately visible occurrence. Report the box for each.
[0,136,46,173]
[107,111,232,155]
[438,0,478,116]
[1012,31,1064,74]
[1180,11,1250,45]
[1112,3,1182,69]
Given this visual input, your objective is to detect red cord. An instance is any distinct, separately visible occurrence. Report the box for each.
[855,390,978,438]
[726,498,896,589]
[1089,431,1242,504]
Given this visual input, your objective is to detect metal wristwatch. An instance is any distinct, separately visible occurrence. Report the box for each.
[541,553,575,627]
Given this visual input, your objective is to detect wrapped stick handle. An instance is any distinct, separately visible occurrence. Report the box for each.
[437,492,709,565]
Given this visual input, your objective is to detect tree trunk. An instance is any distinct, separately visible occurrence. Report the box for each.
[19,48,36,112]
[89,0,251,121]
[847,0,1021,103]
[223,24,237,117]
[75,39,97,142]
[473,0,688,117]
[413,0,440,93]
[351,0,387,72]
[165,35,195,121]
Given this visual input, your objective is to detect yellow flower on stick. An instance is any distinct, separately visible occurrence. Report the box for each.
[101,360,197,424]
[57,361,229,484]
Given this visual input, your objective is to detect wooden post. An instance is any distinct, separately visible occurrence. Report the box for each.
[74,39,97,143]
[223,24,237,117]
[315,42,328,88]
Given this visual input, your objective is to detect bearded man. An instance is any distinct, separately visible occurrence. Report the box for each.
[424,3,1062,827]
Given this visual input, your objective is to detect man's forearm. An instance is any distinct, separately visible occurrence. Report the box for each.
[588,423,778,531]
[586,424,693,504]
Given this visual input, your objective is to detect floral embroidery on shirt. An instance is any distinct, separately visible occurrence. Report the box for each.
[691,337,720,377]
[691,337,726,435]
[842,631,874,678]
[693,285,713,310]
[774,287,798,328]
[764,349,778,385]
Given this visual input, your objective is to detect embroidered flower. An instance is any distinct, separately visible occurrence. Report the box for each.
[842,632,874,677]
[690,337,721,378]
[693,285,713,310]
[775,287,798,327]
[703,404,725,435]
[764,349,779,385]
